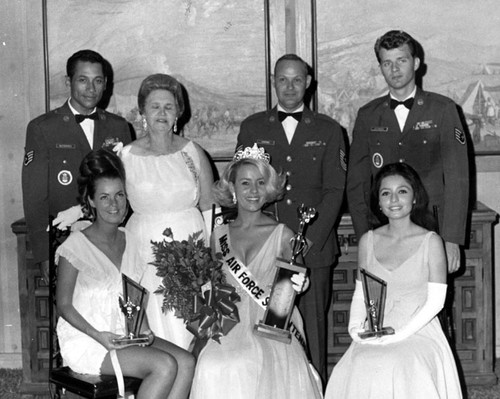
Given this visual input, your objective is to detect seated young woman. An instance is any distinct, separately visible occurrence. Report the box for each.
[325,162,462,398]
[55,149,195,399]
[189,144,322,399]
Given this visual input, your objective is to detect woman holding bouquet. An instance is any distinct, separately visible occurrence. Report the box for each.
[56,149,195,399]
[324,163,461,398]
[190,144,322,399]
[120,73,215,349]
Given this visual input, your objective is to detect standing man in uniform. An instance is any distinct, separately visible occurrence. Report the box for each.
[22,49,132,275]
[347,30,469,272]
[237,54,347,383]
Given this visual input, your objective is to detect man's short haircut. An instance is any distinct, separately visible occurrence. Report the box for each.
[66,50,106,79]
[374,30,417,64]
[274,54,309,76]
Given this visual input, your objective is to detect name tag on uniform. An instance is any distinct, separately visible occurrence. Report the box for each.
[413,120,436,130]
[304,140,324,147]
[56,143,76,149]
[370,127,388,132]
[257,139,275,146]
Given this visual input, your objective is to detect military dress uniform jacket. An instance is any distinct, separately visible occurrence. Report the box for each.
[237,106,347,268]
[347,88,469,245]
[22,101,132,264]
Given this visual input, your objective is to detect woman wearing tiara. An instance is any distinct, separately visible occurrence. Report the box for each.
[189,144,322,399]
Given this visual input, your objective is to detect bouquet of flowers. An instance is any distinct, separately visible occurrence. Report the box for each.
[150,228,240,343]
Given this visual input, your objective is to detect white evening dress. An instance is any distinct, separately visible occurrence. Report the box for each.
[55,228,145,374]
[325,231,462,398]
[190,224,323,399]
[120,141,207,349]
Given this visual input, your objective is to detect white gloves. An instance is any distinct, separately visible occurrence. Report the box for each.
[376,282,447,345]
[51,205,84,230]
[348,279,367,343]
[291,272,310,293]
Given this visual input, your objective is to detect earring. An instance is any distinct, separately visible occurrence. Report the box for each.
[232,192,237,204]
[142,117,148,132]
[173,118,178,134]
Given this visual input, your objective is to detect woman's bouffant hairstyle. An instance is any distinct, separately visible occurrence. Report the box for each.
[213,158,286,208]
[370,162,437,231]
[137,73,185,117]
[77,149,126,219]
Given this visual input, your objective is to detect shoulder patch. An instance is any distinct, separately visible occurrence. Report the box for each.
[454,128,465,145]
[24,150,34,166]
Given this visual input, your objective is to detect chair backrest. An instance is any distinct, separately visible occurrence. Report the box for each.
[211,204,237,231]
[48,217,70,376]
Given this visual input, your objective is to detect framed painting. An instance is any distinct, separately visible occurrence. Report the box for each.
[43,0,268,160]
[316,0,500,155]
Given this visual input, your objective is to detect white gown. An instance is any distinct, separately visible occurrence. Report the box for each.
[55,228,144,374]
[120,141,207,349]
[325,231,462,398]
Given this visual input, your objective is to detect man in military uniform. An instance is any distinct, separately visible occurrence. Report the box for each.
[347,30,469,272]
[22,49,132,272]
[237,54,347,382]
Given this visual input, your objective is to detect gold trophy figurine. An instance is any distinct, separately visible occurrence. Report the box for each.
[254,204,316,344]
[113,275,151,346]
[358,269,395,339]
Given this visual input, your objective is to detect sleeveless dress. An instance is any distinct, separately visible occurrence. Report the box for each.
[325,231,462,398]
[120,141,207,349]
[55,228,145,374]
[190,224,323,399]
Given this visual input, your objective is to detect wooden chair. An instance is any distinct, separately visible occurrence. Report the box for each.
[48,217,142,398]
[211,204,237,231]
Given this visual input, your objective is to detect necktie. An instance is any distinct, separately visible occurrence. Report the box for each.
[389,98,414,110]
[75,112,99,123]
[278,111,303,123]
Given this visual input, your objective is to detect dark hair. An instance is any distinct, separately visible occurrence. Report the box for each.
[370,162,436,230]
[137,74,185,117]
[213,158,286,208]
[374,30,417,64]
[78,149,126,218]
[66,49,106,79]
[274,54,309,77]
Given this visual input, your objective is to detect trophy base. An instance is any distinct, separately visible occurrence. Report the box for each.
[358,326,395,339]
[253,322,291,344]
[112,334,151,347]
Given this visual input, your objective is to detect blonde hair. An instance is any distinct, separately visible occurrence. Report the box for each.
[213,158,286,208]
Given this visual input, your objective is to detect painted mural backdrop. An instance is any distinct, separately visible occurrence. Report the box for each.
[47,0,266,158]
[316,0,500,153]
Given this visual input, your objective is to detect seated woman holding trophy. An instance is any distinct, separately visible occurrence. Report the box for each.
[325,162,462,398]
[55,149,195,399]
[190,144,322,399]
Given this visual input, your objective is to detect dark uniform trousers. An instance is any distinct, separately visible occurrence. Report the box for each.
[238,106,347,383]
[347,89,469,246]
[22,101,132,264]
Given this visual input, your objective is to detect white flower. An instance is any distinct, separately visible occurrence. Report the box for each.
[112,141,124,155]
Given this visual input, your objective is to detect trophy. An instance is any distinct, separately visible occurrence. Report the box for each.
[254,204,316,344]
[113,274,151,346]
[358,269,394,339]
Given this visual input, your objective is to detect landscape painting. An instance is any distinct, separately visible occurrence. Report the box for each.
[46,0,266,159]
[316,0,500,154]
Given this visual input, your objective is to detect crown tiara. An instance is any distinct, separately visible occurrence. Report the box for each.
[233,143,270,163]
